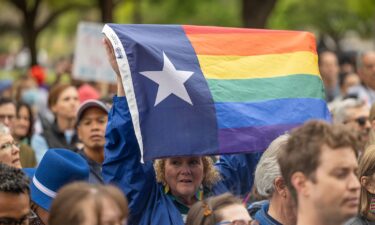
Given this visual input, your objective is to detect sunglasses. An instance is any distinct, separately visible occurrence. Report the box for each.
[216,220,254,225]
[0,210,37,225]
[345,116,369,127]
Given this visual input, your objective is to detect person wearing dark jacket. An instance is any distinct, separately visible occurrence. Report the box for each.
[31,84,80,163]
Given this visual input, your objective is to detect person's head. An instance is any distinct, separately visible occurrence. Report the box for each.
[319,51,339,85]
[14,75,38,103]
[12,102,34,142]
[332,98,370,149]
[0,123,21,168]
[49,182,128,225]
[0,97,16,129]
[24,148,90,224]
[357,51,375,89]
[339,72,360,96]
[48,84,79,121]
[76,100,108,155]
[186,193,251,225]
[29,65,46,87]
[278,120,360,225]
[358,145,375,219]
[254,134,296,225]
[154,156,220,203]
[0,163,31,225]
[77,84,100,103]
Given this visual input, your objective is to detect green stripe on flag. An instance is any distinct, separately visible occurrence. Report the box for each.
[207,74,325,102]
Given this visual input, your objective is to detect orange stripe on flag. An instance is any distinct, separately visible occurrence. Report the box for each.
[186,32,316,56]
[183,25,302,34]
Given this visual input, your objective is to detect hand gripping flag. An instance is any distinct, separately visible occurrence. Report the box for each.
[102,24,331,162]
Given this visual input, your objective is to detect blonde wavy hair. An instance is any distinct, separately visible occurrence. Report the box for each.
[153,156,221,188]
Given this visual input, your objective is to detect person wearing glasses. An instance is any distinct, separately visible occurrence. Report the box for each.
[49,182,128,225]
[0,163,33,225]
[345,145,375,225]
[0,98,36,168]
[186,193,255,225]
[331,98,370,154]
[0,123,21,168]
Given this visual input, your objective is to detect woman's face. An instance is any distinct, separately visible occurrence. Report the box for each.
[51,87,79,120]
[164,157,204,202]
[0,134,21,168]
[13,106,30,139]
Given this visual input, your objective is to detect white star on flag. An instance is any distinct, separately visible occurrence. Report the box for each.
[139,52,194,106]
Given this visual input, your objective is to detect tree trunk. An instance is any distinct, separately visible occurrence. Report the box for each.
[25,26,38,66]
[99,0,114,23]
[22,2,38,66]
[133,0,142,23]
[242,0,277,28]
[8,0,91,66]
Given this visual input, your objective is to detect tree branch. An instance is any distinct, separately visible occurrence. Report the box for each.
[35,3,88,34]
[6,0,27,12]
[0,23,20,35]
[32,0,42,16]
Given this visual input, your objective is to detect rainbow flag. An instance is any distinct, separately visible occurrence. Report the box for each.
[102,24,330,161]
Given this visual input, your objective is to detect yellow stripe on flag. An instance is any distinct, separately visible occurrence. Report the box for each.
[197,51,320,79]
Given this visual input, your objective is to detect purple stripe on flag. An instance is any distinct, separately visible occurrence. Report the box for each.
[218,123,301,154]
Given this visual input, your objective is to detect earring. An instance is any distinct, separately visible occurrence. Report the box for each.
[197,185,204,201]
[164,184,170,194]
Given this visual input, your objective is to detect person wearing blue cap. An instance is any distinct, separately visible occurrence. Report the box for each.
[24,148,89,225]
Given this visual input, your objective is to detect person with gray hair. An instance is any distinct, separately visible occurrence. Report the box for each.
[331,98,370,153]
[347,51,375,105]
[0,122,21,168]
[249,134,296,225]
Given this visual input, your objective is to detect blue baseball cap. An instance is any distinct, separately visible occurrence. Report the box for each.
[23,148,89,211]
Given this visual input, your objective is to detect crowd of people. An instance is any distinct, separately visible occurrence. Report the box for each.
[1,37,375,225]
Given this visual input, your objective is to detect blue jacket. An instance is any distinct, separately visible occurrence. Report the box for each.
[103,96,262,225]
[249,201,283,225]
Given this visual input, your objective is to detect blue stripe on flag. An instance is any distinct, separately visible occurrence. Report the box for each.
[215,98,331,128]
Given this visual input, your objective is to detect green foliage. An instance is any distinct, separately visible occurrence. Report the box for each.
[268,0,375,39]
[1,0,374,64]
[140,0,241,26]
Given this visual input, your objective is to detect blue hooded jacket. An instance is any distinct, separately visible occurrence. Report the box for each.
[102,96,262,225]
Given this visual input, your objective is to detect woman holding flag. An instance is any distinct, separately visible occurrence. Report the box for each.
[102,37,261,225]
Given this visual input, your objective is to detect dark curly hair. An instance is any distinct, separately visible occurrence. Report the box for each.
[0,163,30,194]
